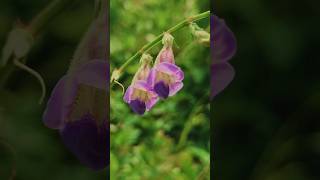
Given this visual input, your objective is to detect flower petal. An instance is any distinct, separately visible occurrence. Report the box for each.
[129,99,146,115]
[42,76,77,129]
[211,63,235,98]
[212,15,237,63]
[154,81,169,99]
[169,82,183,96]
[145,95,158,110]
[123,85,133,103]
[60,114,109,170]
[155,62,184,82]
[155,62,181,75]
[174,68,184,81]
[132,80,152,91]
[159,47,174,64]
[147,68,156,87]
[75,60,108,90]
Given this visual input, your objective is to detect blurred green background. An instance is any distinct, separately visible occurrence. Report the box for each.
[110,0,210,179]
[0,0,105,179]
[214,0,320,180]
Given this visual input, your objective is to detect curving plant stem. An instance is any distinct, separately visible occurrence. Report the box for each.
[0,0,76,100]
[111,10,210,84]
[13,58,46,104]
[28,0,76,35]
[176,92,209,151]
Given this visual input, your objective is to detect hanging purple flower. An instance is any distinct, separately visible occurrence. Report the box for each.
[148,33,184,99]
[123,54,158,115]
[43,60,109,170]
[42,9,109,170]
[211,15,237,98]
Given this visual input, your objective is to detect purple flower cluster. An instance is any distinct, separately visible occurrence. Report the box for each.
[124,33,184,115]
[211,15,237,98]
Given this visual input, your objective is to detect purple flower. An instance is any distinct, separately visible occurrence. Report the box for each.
[211,15,237,98]
[148,33,184,99]
[123,54,158,115]
[43,60,109,170]
[42,9,109,170]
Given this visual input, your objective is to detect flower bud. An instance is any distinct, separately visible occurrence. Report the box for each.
[1,27,33,66]
[189,23,210,46]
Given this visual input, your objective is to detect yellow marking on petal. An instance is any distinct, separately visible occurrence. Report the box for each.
[68,84,107,125]
[156,71,175,85]
[132,88,151,102]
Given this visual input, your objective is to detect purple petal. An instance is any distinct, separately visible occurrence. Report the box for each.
[73,11,107,63]
[212,15,237,63]
[132,80,152,91]
[60,114,109,170]
[169,82,183,96]
[145,95,158,110]
[159,47,174,64]
[211,63,235,98]
[87,17,107,60]
[175,68,184,81]
[155,62,183,79]
[124,80,158,112]
[129,99,146,115]
[154,81,169,99]
[123,85,133,103]
[147,68,156,87]
[43,76,77,129]
[75,60,108,90]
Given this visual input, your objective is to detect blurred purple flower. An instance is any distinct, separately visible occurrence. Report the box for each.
[42,9,109,170]
[211,15,237,98]
[43,60,109,170]
[148,33,184,99]
[124,54,158,115]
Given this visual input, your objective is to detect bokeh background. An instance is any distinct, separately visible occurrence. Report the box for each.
[214,0,320,180]
[110,0,210,179]
[0,0,105,179]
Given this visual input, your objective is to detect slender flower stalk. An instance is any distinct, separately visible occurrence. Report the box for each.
[0,0,76,102]
[28,0,76,36]
[176,93,208,151]
[111,11,210,85]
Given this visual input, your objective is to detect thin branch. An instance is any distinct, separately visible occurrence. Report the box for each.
[13,59,46,104]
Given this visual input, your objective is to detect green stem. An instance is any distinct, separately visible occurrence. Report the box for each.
[176,115,196,150]
[176,93,209,151]
[0,0,75,88]
[13,58,46,104]
[28,0,76,35]
[112,10,210,83]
